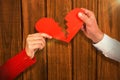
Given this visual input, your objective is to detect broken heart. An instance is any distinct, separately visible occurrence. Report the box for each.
[35,8,84,43]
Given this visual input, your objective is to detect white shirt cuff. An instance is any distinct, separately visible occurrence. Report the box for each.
[93,34,115,57]
[93,34,120,62]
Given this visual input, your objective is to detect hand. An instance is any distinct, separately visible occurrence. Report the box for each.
[78,8,104,43]
[25,33,52,59]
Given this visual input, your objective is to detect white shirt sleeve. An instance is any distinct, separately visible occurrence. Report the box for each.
[93,34,120,62]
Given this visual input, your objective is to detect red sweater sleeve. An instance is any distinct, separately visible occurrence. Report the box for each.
[0,50,36,80]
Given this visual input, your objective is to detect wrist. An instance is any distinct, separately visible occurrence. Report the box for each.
[92,31,104,43]
[25,48,34,59]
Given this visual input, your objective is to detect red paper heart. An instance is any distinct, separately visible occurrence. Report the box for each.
[35,8,84,43]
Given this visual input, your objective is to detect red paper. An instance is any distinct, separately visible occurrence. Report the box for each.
[35,18,67,42]
[35,8,84,43]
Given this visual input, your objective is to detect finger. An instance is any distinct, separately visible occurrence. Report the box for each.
[28,40,45,45]
[81,8,94,17]
[32,43,45,50]
[28,33,40,37]
[28,33,52,39]
[28,33,44,37]
[28,38,46,46]
[27,35,45,41]
[40,33,52,39]
[78,12,89,24]
[28,36,46,42]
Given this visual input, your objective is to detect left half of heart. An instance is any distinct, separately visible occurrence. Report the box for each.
[35,18,67,42]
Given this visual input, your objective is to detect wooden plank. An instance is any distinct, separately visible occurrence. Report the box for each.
[1,0,120,80]
[97,0,120,80]
[0,0,22,80]
[21,0,47,80]
[72,0,98,80]
[47,0,72,80]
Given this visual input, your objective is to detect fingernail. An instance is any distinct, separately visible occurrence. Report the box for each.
[49,36,52,39]
[78,12,83,17]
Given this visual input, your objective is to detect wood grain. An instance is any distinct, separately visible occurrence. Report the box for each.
[72,0,98,80]
[21,0,47,80]
[97,0,120,80]
[47,0,72,80]
[0,0,120,80]
[0,0,22,80]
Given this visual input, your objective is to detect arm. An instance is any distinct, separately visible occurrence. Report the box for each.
[0,33,52,80]
[78,8,120,62]
[0,50,36,80]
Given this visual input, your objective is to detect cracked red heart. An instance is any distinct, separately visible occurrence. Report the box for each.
[35,8,84,43]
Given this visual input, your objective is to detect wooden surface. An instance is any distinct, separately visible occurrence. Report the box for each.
[0,0,120,80]
[47,0,72,80]
[97,0,120,80]
[72,0,97,80]
[0,0,23,80]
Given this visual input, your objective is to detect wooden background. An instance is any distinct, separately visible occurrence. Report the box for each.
[0,0,120,80]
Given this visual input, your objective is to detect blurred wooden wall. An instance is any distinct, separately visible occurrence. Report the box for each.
[0,0,120,80]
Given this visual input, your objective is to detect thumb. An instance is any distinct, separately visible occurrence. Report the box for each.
[78,12,89,24]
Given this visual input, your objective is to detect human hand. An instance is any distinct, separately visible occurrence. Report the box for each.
[78,8,104,43]
[25,33,52,59]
